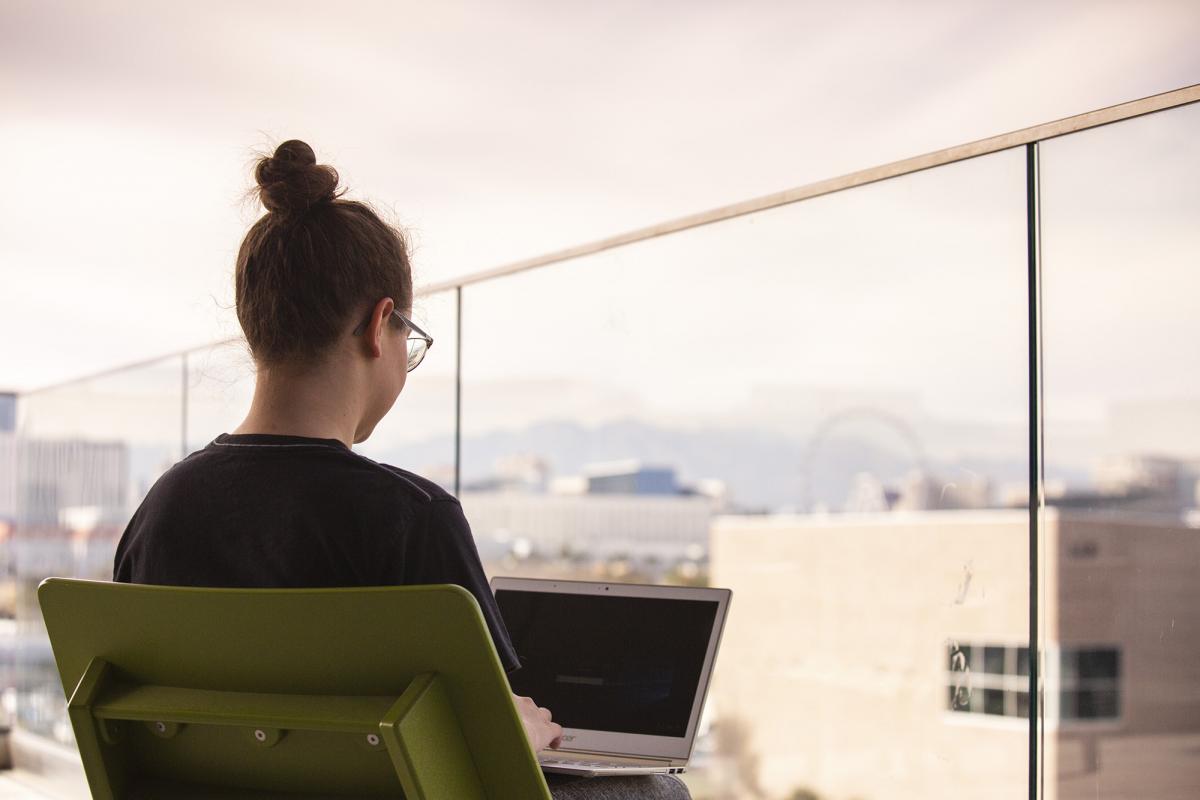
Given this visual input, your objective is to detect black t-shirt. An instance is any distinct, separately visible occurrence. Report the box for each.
[113,432,519,673]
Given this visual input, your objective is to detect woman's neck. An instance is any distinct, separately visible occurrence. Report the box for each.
[233,361,363,448]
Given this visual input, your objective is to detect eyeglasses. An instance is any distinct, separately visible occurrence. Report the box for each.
[352,308,434,372]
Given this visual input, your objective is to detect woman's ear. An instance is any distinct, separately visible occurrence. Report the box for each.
[361,297,396,358]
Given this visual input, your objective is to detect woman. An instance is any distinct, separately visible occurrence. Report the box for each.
[113,140,690,800]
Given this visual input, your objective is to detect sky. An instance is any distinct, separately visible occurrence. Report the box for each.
[2,0,1198,395]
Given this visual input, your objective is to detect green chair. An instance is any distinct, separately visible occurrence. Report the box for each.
[38,578,553,800]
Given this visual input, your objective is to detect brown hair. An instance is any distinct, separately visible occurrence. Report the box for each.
[235,139,412,365]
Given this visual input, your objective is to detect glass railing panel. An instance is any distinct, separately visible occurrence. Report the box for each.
[1041,101,1200,799]
[460,147,1029,799]
[10,357,185,745]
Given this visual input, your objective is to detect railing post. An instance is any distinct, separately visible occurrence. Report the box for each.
[1025,140,1044,800]
[454,287,463,497]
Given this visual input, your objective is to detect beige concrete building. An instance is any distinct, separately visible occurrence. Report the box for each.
[710,509,1200,800]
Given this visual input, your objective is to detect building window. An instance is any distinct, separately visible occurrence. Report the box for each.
[945,643,1121,721]
[946,642,1030,718]
[1059,647,1120,720]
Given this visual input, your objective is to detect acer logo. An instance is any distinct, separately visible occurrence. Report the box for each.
[560,735,576,742]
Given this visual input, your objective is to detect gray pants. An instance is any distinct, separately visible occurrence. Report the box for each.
[546,773,693,800]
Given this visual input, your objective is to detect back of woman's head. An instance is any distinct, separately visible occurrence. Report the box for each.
[236,139,412,366]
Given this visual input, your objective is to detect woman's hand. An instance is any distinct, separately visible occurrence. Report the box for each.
[514,694,563,752]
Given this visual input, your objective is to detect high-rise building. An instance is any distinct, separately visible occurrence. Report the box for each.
[14,439,128,528]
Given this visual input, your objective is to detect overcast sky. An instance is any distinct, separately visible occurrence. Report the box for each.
[1,0,1198,393]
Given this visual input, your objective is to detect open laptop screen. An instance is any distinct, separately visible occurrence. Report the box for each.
[496,589,719,738]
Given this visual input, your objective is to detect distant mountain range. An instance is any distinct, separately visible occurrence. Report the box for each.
[373,418,1082,512]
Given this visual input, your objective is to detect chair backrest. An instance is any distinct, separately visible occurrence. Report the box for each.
[39,578,552,800]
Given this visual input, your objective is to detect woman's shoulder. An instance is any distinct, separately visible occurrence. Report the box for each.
[298,447,458,509]
[363,460,459,505]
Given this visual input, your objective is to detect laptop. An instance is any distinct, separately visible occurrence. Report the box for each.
[491,576,732,777]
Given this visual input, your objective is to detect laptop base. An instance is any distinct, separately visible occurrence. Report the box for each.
[537,762,681,777]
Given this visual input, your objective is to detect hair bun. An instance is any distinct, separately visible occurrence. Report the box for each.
[254,139,340,215]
